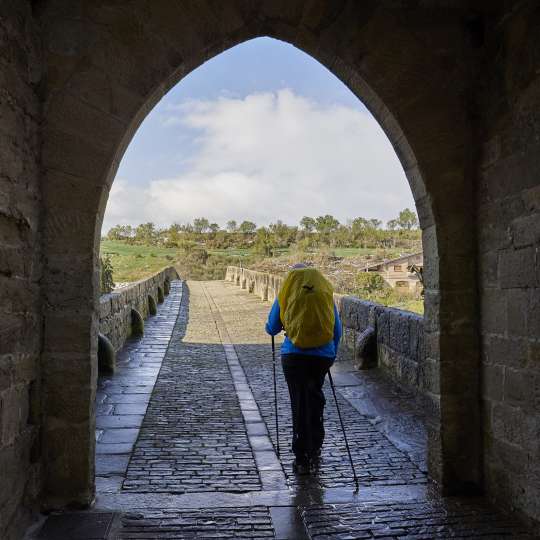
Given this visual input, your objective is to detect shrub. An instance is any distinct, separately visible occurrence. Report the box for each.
[100,256,115,294]
[355,272,386,294]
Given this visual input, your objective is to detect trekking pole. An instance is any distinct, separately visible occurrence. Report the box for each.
[327,369,359,492]
[272,335,280,457]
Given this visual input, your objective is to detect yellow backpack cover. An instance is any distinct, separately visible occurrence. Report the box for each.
[278,267,335,349]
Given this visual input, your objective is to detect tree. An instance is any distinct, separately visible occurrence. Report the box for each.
[135,222,156,244]
[314,215,340,234]
[193,217,210,234]
[254,227,273,256]
[239,220,257,234]
[107,224,133,241]
[226,220,238,233]
[386,219,399,230]
[300,216,316,232]
[397,208,418,230]
[209,223,220,233]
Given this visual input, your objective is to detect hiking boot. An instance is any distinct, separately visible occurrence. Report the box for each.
[292,458,311,475]
[307,449,322,470]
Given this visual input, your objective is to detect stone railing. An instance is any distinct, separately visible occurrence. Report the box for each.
[99,266,179,352]
[225,266,425,394]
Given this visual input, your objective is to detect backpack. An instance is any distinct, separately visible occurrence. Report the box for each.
[278,267,335,349]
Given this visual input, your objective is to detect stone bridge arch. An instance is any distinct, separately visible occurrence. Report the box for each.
[39,1,479,507]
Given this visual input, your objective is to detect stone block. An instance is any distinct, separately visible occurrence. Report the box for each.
[42,127,111,183]
[389,311,409,354]
[485,336,528,368]
[492,402,526,447]
[419,357,439,393]
[522,185,540,212]
[400,357,419,387]
[506,288,528,337]
[1,385,29,446]
[482,363,504,401]
[97,333,115,374]
[481,288,507,334]
[44,312,94,354]
[376,310,390,345]
[510,213,540,248]
[499,247,536,289]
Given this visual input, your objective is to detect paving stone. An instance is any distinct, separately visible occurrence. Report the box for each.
[36,512,115,539]
[84,280,534,539]
[117,506,274,539]
[100,428,139,444]
[122,282,261,493]
[114,404,149,415]
[301,500,534,539]
[95,443,133,455]
[206,281,427,490]
[96,415,144,429]
[95,455,131,476]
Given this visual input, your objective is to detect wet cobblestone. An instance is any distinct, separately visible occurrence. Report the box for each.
[301,499,534,539]
[117,506,274,539]
[204,282,426,489]
[36,280,535,539]
[96,281,183,492]
[122,282,261,493]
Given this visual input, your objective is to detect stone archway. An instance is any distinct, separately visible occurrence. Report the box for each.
[39,1,479,507]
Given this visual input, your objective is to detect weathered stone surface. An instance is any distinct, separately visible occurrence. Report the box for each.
[99,267,178,352]
[97,333,115,374]
[0,1,43,537]
[1,0,539,534]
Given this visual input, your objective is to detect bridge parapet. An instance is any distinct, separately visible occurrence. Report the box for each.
[225,266,425,397]
[99,266,179,352]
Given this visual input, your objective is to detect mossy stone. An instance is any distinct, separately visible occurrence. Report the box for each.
[148,295,157,315]
[157,286,164,303]
[98,333,115,373]
[131,308,144,336]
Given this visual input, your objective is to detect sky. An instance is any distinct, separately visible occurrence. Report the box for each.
[103,37,414,233]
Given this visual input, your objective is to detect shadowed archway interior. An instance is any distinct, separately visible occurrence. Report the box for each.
[4,1,540,537]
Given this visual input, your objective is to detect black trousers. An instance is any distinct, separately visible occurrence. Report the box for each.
[281,354,334,459]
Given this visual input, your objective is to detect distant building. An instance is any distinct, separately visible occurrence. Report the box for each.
[363,251,423,292]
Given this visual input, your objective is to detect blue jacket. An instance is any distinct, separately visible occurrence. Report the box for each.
[265,299,342,358]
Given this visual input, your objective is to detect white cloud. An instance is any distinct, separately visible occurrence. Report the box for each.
[103,89,413,232]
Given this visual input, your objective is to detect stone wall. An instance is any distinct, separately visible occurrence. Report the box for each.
[477,5,540,525]
[0,2,43,539]
[225,267,425,396]
[99,267,179,352]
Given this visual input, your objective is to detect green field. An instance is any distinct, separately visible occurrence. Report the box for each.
[100,240,423,314]
[100,240,181,283]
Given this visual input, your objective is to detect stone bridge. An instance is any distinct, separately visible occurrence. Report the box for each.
[2,1,540,538]
[33,279,533,538]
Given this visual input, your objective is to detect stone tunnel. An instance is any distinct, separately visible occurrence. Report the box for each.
[1,1,539,538]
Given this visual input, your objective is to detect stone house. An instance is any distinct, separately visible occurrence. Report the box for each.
[363,251,423,292]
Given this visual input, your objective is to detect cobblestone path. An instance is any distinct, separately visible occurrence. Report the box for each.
[118,507,274,539]
[302,500,534,539]
[36,280,534,539]
[123,281,261,493]
[204,281,426,490]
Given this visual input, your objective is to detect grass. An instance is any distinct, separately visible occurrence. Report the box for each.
[100,240,181,283]
[100,240,424,314]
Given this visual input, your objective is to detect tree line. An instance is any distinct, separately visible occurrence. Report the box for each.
[105,208,420,253]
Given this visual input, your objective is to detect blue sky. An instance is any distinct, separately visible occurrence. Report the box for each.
[104,37,413,232]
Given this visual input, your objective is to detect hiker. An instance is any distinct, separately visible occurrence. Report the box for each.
[265,263,342,474]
